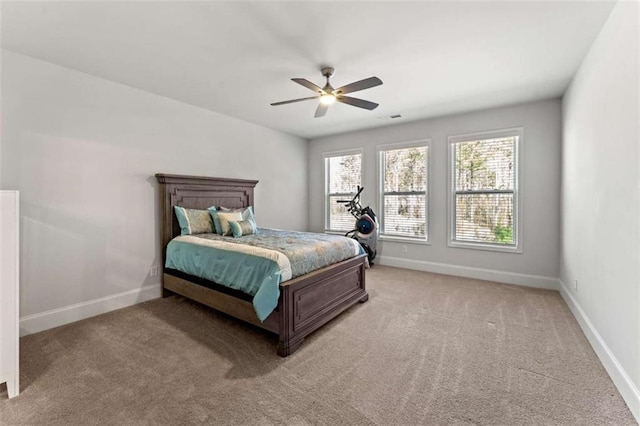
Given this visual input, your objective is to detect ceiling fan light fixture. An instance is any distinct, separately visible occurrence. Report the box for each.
[319,94,337,105]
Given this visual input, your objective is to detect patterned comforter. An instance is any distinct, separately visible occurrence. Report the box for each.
[165,228,363,321]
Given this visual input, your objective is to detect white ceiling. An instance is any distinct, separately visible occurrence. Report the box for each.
[1,1,615,139]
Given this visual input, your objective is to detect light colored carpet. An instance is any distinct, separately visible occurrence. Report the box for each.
[0,266,635,425]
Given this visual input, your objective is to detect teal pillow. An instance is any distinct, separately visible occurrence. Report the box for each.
[208,206,223,234]
[229,220,257,238]
[174,206,214,235]
[241,206,257,230]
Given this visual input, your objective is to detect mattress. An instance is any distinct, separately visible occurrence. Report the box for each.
[165,228,363,321]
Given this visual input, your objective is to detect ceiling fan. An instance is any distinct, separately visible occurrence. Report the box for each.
[271,67,383,118]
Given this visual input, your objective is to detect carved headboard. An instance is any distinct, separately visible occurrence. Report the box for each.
[155,174,258,261]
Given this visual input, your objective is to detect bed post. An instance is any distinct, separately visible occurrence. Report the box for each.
[276,285,304,357]
[156,174,174,298]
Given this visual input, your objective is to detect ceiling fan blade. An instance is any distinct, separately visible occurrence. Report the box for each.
[314,103,329,118]
[292,78,324,94]
[271,96,319,106]
[337,95,379,110]
[334,77,382,95]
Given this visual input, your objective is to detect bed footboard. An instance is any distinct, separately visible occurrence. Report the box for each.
[277,254,367,356]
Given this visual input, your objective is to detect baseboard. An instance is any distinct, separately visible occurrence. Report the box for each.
[558,280,640,423]
[19,283,162,337]
[376,255,559,290]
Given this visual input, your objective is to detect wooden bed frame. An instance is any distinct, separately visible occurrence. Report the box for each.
[155,174,368,356]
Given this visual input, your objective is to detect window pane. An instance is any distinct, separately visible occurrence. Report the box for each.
[326,152,361,231]
[454,137,515,191]
[328,154,361,194]
[383,146,427,192]
[383,194,426,238]
[455,193,514,244]
[329,195,356,232]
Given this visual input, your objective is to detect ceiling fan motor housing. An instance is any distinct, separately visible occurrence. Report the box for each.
[321,67,335,78]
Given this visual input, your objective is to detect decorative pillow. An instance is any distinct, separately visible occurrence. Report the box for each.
[216,211,243,236]
[229,220,257,238]
[213,206,257,235]
[174,206,214,235]
[240,206,257,230]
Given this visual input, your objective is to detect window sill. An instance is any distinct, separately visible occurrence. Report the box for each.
[448,241,522,254]
[380,235,430,245]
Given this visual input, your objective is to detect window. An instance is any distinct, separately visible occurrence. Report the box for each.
[324,150,362,232]
[378,141,429,241]
[449,128,522,251]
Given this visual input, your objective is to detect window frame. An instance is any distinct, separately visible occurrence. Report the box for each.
[323,148,364,234]
[377,139,431,244]
[447,127,523,253]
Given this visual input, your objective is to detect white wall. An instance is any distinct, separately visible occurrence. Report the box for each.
[560,1,639,420]
[309,99,561,287]
[0,50,308,333]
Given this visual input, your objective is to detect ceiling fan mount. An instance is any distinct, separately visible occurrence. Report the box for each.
[320,67,335,79]
[271,67,382,118]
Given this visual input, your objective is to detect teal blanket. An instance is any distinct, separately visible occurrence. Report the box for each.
[165,229,363,321]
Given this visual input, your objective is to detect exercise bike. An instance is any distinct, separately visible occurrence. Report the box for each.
[337,186,378,264]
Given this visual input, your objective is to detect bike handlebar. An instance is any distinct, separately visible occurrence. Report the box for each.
[336,186,364,205]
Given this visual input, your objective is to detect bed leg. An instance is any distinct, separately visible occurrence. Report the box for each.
[277,337,304,357]
[162,287,175,298]
[359,292,369,303]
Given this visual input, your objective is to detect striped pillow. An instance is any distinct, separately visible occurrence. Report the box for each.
[229,220,257,238]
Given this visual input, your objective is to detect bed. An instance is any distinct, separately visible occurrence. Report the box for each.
[155,173,368,356]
